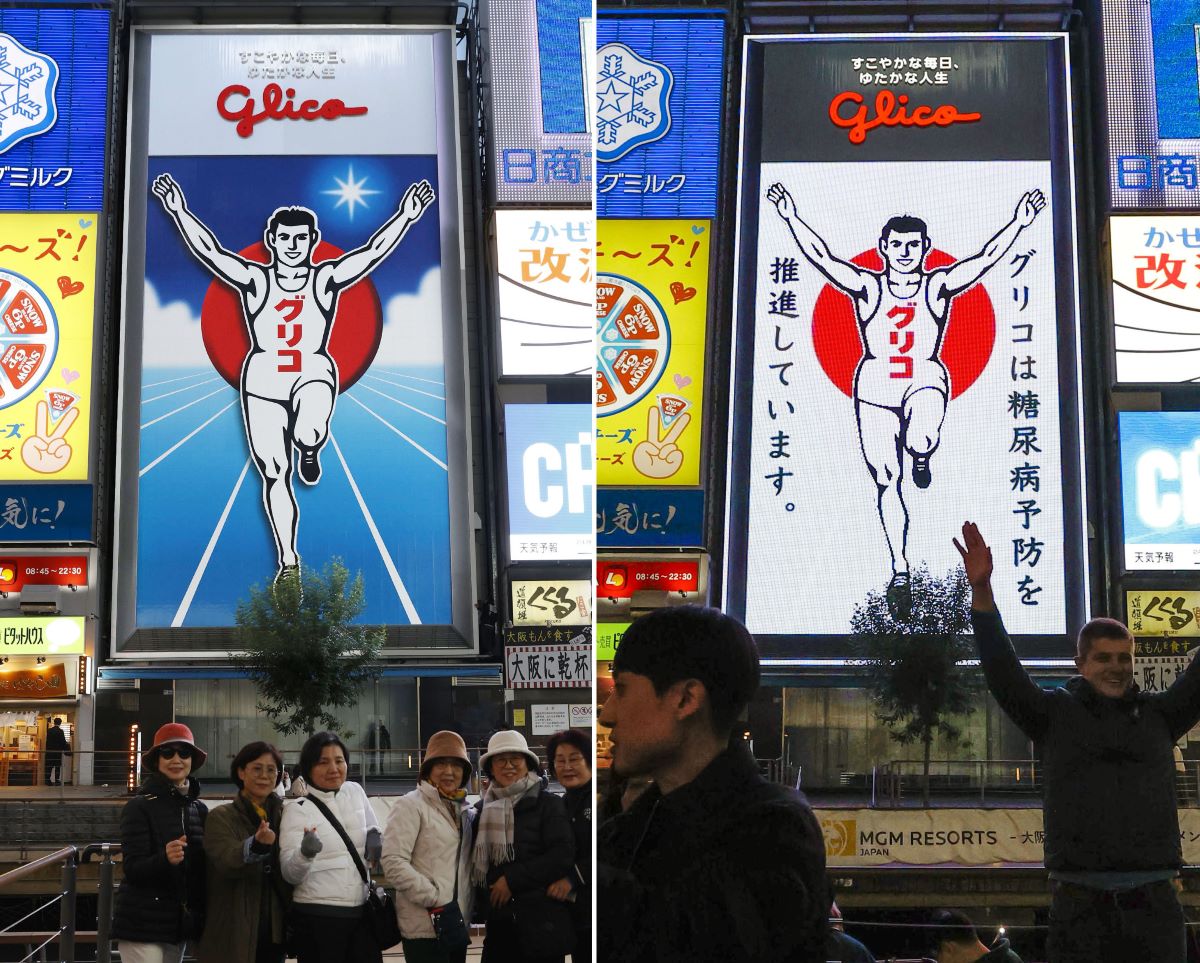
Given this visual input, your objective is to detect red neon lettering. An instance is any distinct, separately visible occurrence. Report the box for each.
[217,84,369,139]
[828,90,982,145]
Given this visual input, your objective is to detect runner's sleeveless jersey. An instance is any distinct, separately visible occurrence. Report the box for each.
[855,273,949,408]
[242,268,337,402]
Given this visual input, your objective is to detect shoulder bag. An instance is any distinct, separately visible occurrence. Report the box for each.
[429,811,470,953]
[304,794,403,950]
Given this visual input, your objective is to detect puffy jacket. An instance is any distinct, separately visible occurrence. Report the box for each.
[473,779,574,917]
[598,741,828,963]
[381,781,474,938]
[563,781,592,936]
[113,773,208,943]
[196,794,287,963]
[974,608,1200,871]
[279,780,380,909]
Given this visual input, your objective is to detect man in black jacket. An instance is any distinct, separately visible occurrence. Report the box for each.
[955,522,1199,963]
[597,605,828,962]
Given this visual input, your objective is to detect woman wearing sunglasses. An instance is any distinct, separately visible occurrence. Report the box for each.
[112,723,209,963]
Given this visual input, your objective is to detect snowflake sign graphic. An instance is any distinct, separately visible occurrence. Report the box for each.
[596,43,673,163]
[0,34,57,155]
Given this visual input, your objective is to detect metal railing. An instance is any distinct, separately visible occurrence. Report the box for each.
[874,757,1200,808]
[875,758,1042,807]
[0,845,81,962]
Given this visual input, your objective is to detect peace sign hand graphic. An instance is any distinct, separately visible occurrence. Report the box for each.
[633,406,691,480]
[21,401,78,474]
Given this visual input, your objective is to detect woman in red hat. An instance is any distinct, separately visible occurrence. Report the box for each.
[112,722,209,963]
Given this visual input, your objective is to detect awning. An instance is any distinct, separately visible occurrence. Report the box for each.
[99,664,502,681]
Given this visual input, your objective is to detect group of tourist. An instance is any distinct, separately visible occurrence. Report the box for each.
[109,723,593,963]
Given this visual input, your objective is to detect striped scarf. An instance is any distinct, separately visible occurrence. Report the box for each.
[471,772,540,884]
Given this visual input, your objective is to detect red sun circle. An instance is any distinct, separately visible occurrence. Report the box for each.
[200,241,383,392]
[811,249,995,400]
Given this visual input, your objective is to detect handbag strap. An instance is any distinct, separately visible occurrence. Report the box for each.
[304,793,372,887]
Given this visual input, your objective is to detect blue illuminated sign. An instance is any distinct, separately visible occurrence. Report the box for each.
[1150,1,1200,140]
[596,17,724,218]
[1120,411,1200,570]
[0,483,92,541]
[505,404,593,561]
[0,9,109,211]
[596,487,704,548]
[537,0,590,134]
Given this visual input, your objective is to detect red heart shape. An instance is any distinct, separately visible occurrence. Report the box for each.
[56,277,84,299]
[669,281,696,305]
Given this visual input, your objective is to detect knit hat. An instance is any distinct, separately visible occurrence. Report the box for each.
[145,722,207,769]
[478,729,541,777]
[419,730,472,787]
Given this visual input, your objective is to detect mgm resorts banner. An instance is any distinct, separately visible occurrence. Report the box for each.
[819,808,1200,867]
[725,35,1087,649]
[115,29,475,652]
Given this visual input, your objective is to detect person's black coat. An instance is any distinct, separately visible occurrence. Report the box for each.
[113,772,208,943]
[563,781,592,937]
[474,781,575,915]
[974,609,1200,872]
[598,741,829,962]
[45,725,69,755]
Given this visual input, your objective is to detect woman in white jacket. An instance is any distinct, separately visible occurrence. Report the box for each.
[279,731,383,963]
[382,730,475,963]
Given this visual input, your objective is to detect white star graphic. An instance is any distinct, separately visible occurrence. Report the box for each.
[321,166,381,220]
[596,79,627,117]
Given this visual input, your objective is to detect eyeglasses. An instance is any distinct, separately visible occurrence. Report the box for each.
[159,745,194,760]
[494,755,526,769]
[245,765,278,777]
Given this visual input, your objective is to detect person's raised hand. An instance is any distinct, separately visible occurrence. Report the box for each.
[165,834,188,866]
[300,826,323,859]
[952,521,993,588]
[152,173,184,215]
[767,182,798,220]
[1016,189,1046,228]
[254,820,276,846]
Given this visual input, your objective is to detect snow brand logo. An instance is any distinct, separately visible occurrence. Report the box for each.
[0,34,58,155]
[596,43,673,162]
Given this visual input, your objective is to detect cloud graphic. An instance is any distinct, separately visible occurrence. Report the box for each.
[141,281,207,369]
[375,267,445,367]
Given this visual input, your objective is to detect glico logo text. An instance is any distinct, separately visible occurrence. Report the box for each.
[828,90,982,145]
[217,83,369,139]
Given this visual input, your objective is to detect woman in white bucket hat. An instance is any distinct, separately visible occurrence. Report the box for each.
[471,730,575,963]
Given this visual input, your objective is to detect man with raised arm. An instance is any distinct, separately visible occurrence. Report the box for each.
[954,521,1200,963]
[766,183,1043,619]
[151,173,434,583]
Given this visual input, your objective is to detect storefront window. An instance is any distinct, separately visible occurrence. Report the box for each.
[176,678,418,781]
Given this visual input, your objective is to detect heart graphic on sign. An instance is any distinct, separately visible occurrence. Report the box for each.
[57,277,83,299]
[691,224,705,235]
[674,373,692,389]
[61,369,79,384]
[670,282,696,304]
[78,219,93,229]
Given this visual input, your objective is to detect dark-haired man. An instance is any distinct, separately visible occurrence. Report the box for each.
[955,522,1200,963]
[597,605,828,962]
[767,184,1044,618]
[151,172,434,583]
[928,909,1023,963]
